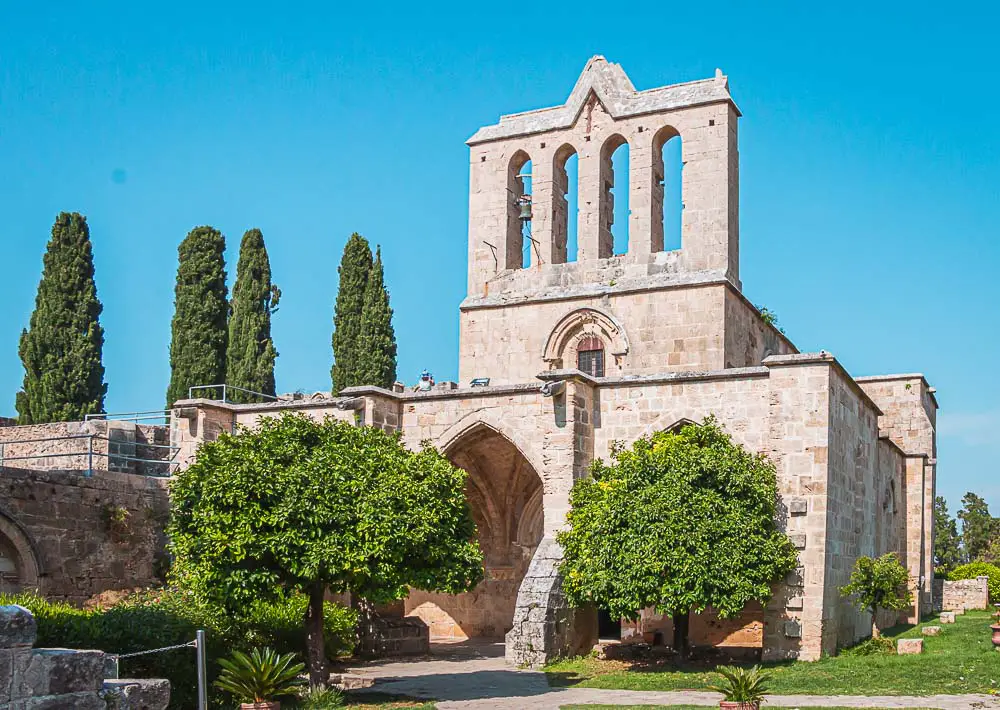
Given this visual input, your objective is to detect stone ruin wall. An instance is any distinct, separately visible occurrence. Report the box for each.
[0,421,173,477]
[933,576,989,612]
[0,465,169,604]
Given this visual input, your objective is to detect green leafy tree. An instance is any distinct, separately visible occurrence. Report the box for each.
[17,212,107,423]
[168,413,483,686]
[840,553,912,638]
[933,496,962,575]
[356,246,397,389]
[166,226,228,407]
[227,228,281,402]
[958,492,993,562]
[558,417,798,657]
[330,233,372,393]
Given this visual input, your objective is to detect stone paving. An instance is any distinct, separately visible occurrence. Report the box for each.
[347,641,1000,710]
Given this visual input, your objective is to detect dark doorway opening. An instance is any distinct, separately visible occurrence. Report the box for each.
[597,608,621,640]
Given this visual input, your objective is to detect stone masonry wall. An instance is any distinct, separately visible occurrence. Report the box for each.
[0,604,170,709]
[0,467,169,603]
[459,283,729,385]
[934,577,989,612]
[0,421,173,477]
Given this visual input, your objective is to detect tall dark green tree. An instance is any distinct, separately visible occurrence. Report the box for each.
[16,212,107,423]
[331,233,372,393]
[959,492,993,562]
[227,228,280,403]
[933,496,962,574]
[357,247,397,389]
[166,226,228,408]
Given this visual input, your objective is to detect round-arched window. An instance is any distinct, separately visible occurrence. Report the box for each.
[577,335,605,377]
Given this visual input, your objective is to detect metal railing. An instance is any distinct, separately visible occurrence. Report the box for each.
[188,384,280,404]
[0,434,180,477]
[85,410,172,425]
[107,629,208,710]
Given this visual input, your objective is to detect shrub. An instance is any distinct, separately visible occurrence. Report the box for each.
[214,647,305,704]
[294,685,345,709]
[947,562,1000,602]
[707,664,771,704]
[0,589,355,710]
[841,635,895,656]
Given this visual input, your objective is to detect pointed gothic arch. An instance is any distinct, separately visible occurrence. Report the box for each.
[0,509,42,592]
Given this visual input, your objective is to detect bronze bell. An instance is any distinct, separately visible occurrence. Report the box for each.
[518,196,532,221]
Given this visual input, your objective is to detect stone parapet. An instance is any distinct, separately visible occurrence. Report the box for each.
[933,577,989,612]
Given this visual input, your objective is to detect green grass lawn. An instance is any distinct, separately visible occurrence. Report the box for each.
[342,694,436,709]
[546,611,1000,695]
[560,707,937,710]
[560,706,937,710]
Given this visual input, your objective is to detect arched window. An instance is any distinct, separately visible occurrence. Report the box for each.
[552,144,579,264]
[577,335,605,377]
[599,135,629,258]
[652,126,682,252]
[506,151,533,269]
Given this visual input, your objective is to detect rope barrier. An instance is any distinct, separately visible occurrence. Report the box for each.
[111,639,197,660]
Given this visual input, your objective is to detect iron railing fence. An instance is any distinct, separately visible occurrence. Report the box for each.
[84,410,172,425]
[188,384,280,404]
[0,434,179,477]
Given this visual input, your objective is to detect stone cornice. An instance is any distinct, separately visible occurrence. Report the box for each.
[467,56,739,145]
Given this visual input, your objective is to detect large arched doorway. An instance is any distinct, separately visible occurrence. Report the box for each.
[405,425,543,640]
[0,513,41,594]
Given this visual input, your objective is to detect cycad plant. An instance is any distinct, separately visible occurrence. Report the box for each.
[707,664,771,707]
[214,647,305,705]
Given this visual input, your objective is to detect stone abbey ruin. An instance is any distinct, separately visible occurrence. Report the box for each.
[0,57,937,666]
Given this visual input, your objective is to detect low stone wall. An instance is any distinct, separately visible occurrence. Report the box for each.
[0,421,174,477]
[0,604,169,709]
[933,576,989,612]
[0,466,170,603]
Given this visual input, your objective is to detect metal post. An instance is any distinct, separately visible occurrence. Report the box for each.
[196,629,207,710]
[86,435,93,477]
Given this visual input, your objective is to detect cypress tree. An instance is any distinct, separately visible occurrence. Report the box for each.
[226,228,280,403]
[166,226,228,407]
[357,247,397,389]
[331,233,372,393]
[16,212,107,423]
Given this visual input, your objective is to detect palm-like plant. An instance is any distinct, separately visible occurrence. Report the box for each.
[214,647,306,703]
[707,664,771,706]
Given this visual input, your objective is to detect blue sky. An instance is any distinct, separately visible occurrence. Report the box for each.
[1,2,997,513]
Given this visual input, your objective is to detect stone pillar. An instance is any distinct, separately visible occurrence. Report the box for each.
[170,400,234,469]
[505,537,596,667]
[530,144,555,267]
[576,133,602,262]
[629,128,660,257]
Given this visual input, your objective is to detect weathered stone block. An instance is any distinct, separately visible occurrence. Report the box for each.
[787,498,808,516]
[789,534,807,549]
[951,607,965,615]
[102,678,171,710]
[783,620,802,638]
[0,606,37,648]
[24,692,106,709]
[940,611,956,623]
[897,638,923,654]
[23,649,105,695]
[921,626,941,636]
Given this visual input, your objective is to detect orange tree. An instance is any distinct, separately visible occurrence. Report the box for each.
[557,417,798,657]
[168,413,483,685]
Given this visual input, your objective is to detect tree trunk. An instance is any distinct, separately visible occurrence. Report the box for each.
[871,611,881,639]
[305,583,328,688]
[672,611,690,659]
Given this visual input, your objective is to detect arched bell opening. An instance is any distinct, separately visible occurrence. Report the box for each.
[404,425,544,640]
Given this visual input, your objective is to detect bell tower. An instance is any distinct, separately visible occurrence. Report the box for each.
[458,57,746,385]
